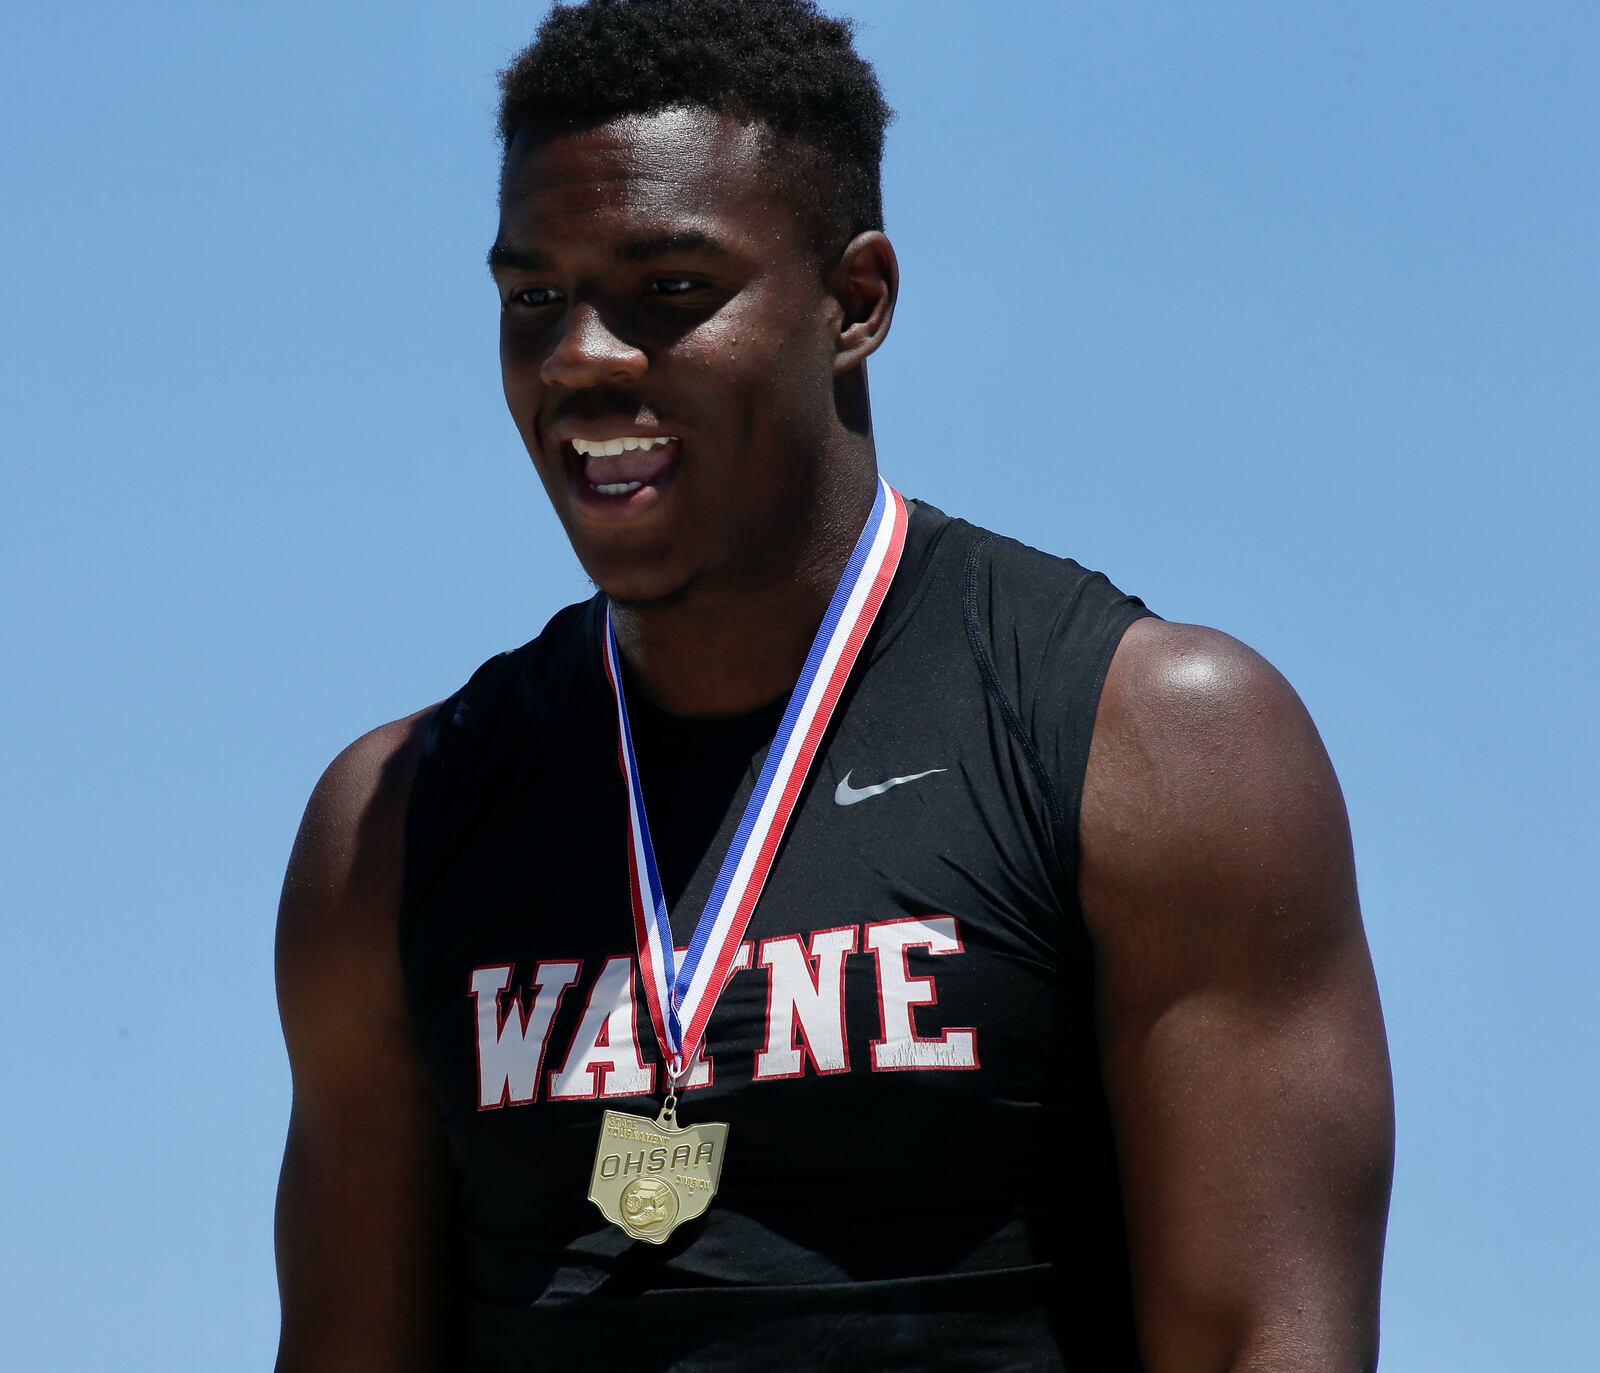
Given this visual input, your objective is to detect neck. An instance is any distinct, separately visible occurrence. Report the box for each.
[609,463,879,718]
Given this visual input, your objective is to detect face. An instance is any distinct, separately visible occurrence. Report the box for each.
[491,108,845,605]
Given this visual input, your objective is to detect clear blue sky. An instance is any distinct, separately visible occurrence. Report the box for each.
[2,2,1595,1367]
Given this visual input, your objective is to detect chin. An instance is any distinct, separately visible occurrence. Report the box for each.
[603,582,696,613]
[579,550,697,611]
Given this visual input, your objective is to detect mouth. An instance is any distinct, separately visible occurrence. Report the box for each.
[559,433,682,520]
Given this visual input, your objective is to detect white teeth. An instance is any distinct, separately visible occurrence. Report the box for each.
[592,481,643,496]
[570,435,676,456]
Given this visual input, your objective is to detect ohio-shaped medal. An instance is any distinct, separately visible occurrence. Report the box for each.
[588,483,904,1247]
[587,1100,728,1244]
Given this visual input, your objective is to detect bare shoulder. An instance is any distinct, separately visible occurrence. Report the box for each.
[1079,616,1356,980]
[285,706,438,904]
[1086,615,1328,817]
[276,705,440,1068]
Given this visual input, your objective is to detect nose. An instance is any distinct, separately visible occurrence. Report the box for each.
[540,303,647,390]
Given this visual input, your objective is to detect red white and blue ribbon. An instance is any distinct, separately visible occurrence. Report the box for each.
[600,476,909,1080]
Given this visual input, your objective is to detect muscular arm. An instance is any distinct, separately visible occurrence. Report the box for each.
[274,708,462,1371]
[1080,620,1393,1372]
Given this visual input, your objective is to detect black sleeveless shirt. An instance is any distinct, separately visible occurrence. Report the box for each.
[401,502,1153,1370]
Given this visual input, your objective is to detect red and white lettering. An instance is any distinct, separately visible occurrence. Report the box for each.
[471,961,581,1109]
[862,917,978,1071]
[548,956,655,1100]
[754,926,858,1080]
[678,942,753,1089]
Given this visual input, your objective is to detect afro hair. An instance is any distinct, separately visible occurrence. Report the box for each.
[497,0,893,264]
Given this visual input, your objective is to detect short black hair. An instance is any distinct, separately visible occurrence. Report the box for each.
[497,0,892,265]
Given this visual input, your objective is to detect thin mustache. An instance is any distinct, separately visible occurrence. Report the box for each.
[546,389,651,426]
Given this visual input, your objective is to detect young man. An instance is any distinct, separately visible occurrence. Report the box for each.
[274,2,1393,1368]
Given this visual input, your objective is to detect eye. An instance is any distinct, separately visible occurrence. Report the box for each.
[507,285,560,310]
[648,277,698,297]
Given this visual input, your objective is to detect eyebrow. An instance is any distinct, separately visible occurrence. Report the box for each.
[485,231,730,273]
[485,242,552,272]
[614,231,729,263]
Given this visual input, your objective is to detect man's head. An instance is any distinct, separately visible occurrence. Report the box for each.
[489,0,896,608]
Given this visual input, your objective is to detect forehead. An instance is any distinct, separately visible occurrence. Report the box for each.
[498,107,785,247]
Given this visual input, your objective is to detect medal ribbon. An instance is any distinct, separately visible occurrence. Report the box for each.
[601,476,908,1080]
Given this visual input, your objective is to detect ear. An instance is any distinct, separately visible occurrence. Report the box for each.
[828,231,899,374]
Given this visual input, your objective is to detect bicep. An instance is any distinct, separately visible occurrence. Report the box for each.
[275,1076,459,1370]
[1081,621,1393,1372]
[274,714,461,1372]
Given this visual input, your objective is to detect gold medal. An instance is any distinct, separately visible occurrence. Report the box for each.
[587,1088,728,1244]
[590,482,907,1245]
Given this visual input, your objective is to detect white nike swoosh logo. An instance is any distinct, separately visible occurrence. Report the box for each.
[834,768,948,806]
